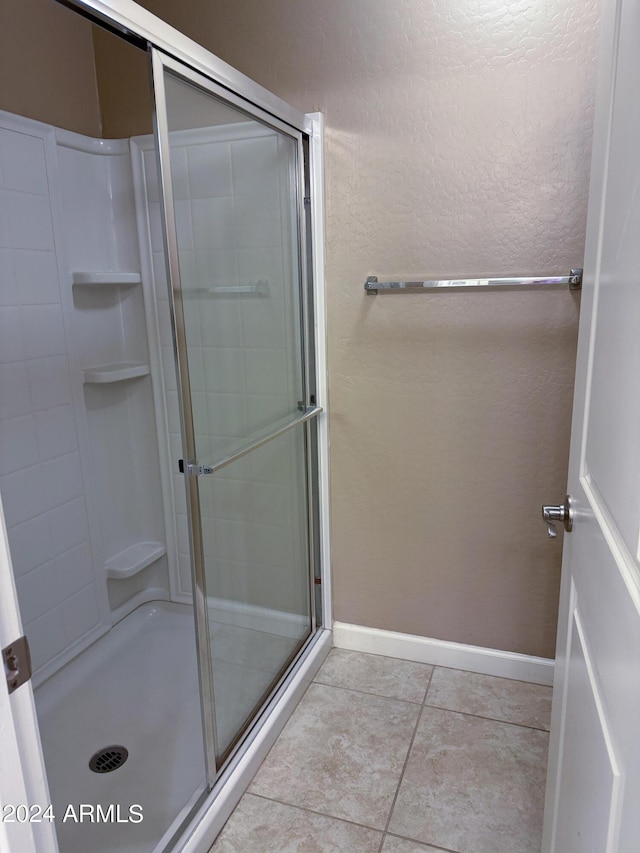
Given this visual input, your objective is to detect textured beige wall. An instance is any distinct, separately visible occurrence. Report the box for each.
[92,26,154,138]
[136,0,599,657]
[0,0,101,136]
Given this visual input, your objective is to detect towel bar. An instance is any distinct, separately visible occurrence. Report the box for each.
[364,269,582,294]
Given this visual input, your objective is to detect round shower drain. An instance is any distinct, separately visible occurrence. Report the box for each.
[89,746,129,774]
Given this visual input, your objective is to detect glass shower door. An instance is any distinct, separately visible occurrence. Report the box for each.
[152,52,319,769]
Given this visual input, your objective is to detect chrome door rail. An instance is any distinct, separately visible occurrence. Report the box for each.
[151,48,220,784]
[186,406,323,476]
[364,268,583,294]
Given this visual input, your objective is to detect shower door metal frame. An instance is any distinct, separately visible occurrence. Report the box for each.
[150,52,218,786]
[151,47,322,781]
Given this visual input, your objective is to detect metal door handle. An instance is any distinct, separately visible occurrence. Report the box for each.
[542,496,573,538]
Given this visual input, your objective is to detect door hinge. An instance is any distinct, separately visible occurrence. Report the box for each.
[3,635,32,694]
[314,577,322,585]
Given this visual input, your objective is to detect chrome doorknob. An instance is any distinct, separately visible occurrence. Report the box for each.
[542,496,573,539]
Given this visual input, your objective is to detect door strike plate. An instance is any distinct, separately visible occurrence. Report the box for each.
[3,635,32,694]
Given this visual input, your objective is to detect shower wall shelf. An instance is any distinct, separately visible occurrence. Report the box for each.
[72,271,142,286]
[83,362,151,384]
[58,128,171,634]
[105,541,167,579]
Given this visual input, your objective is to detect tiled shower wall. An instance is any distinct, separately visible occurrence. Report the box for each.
[0,115,105,675]
[139,124,308,616]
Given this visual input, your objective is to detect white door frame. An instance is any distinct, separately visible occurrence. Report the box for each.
[0,494,58,853]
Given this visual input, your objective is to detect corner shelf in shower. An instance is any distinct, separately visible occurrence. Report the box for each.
[105,541,166,579]
[72,271,142,286]
[83,362,150,384]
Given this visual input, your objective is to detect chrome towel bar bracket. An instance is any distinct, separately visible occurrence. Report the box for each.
[364,268,582,294]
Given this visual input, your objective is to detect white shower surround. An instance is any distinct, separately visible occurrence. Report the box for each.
[55,126,173,622]
[0,108,180,685]
[0,111,114,683]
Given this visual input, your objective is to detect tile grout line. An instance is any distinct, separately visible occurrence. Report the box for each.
[420,667,434,706]
[376,668,436,853]
[422,701,551,733]
[312,676,426,705]
[246,791,387,837]
[385,829,460,853]
[432,662,554,688]
[312,665,550,731]
[312,664,549,734]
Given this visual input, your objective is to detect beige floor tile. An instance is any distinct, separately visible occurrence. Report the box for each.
[249,682,420,829]
[382,834,447,852]
[389,707,548,853]
[315,649,433,703]
[209,794,383,852]
[425,668,552,730]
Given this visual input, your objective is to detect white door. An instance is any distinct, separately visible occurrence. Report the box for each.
[542,0,640,850]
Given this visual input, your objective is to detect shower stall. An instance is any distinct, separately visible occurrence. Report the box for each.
[0,3,329,851]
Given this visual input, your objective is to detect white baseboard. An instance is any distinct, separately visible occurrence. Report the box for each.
[333,622,554,686]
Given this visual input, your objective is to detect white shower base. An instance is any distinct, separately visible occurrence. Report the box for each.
[33,600,305,853]
[34,602,206,853]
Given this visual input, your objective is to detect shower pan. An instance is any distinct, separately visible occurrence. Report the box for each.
[0,2,329,852]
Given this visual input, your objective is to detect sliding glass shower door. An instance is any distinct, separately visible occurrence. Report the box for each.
[152,52,320,770]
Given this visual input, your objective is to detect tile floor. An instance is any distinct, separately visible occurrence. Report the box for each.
[210,649,552,853]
